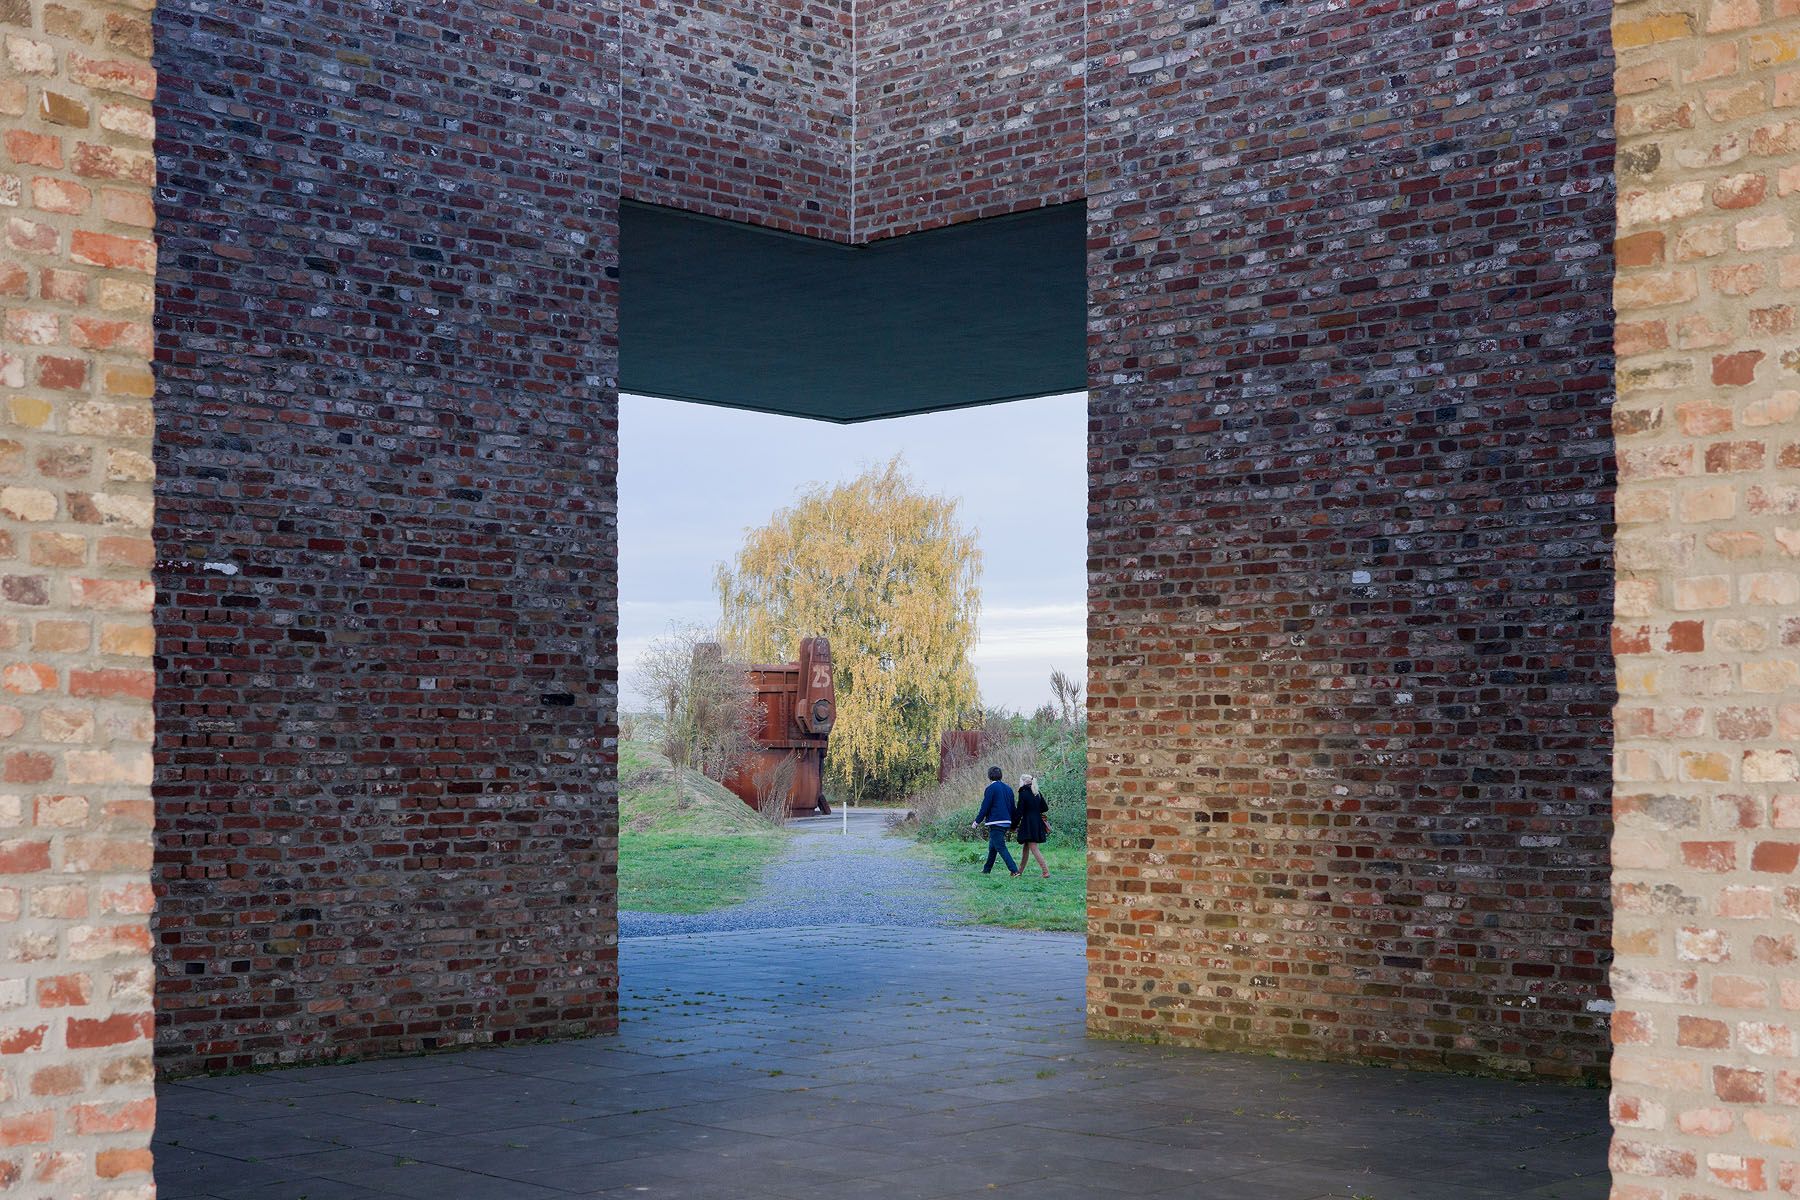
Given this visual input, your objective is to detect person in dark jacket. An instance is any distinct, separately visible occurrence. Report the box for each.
[970,765,1020,876]
[1012,772,1051,878]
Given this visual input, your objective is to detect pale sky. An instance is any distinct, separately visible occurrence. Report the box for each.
[619,392,1086,713]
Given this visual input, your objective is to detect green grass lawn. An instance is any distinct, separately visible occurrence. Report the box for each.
[618,740,788,913]
[915,840,1086,932]
[619,830,787,913]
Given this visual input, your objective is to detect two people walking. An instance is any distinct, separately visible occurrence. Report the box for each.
[969,766,1052,878]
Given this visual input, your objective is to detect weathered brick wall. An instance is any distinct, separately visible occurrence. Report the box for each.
[623,0,853,240]
[617,0,1077,243]
[151,0,621,1075]
[852,0,1083,239]
[136,0,1626,1089]
[1610,0,1800,1192]
[0,0,159,1189]
[1084,0,1618,1079]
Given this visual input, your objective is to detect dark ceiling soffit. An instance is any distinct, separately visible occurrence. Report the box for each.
[620,383,1089,427]
[617,200,1088,423]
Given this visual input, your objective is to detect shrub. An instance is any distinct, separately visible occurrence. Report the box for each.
[905,731,1087,849]
[907,741,1038,831]
[915,808,982,843]
[749,753,798,828]
[1036,726,1087,848]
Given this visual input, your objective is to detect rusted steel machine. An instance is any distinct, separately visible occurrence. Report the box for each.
[938,729,993,782]
[721,637,837,817]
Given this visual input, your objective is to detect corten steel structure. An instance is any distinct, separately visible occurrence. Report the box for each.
[938,729,994,783]
[717,637,837,817]
[0,0,1796,1194]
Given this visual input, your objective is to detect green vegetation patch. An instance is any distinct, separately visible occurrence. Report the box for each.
[906,715,1088,933]
[620,831,787,913]
[619,740,787,913]
[915,841,1086,932]
[619,740,771,834]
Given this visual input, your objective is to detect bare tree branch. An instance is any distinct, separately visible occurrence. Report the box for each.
[633,624,759,794]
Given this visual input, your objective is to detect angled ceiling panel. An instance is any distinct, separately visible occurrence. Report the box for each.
[619,201,1087,423]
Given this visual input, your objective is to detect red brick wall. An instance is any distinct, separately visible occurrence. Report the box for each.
[1083,0,1618,1079]
[623,0,853,239]
[853,0,1083,239]
[150,0,622,1075]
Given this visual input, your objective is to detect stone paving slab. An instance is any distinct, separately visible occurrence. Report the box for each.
[155,926,1610,1200]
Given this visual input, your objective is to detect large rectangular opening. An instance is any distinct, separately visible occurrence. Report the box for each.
[615,390,1089,935]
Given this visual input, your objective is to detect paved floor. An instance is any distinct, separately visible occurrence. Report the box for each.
[620,810,951,937]
[154,926,1611,1200]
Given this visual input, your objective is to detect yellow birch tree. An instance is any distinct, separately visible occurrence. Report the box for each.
[715,458,982,803]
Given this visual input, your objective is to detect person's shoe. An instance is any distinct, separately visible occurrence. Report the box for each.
[1010,870,1022,877]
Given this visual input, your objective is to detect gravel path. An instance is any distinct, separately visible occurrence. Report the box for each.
[619,810,956,937]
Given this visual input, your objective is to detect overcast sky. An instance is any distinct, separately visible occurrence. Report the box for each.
[619,392,1086,713]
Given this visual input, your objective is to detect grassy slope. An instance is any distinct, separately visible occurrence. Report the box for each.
[915,840,1086,932]
[618,741,788,913]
